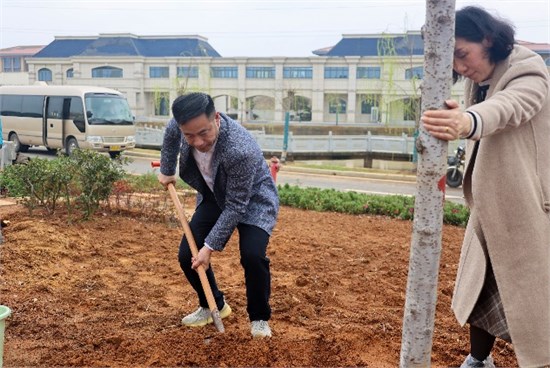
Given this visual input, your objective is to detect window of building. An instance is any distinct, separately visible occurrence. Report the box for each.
[403,97,420,121]
[361,98,378,114]
[328,98,347,113]
[357,66,381,79]
[246,67,275,79]
[210,66,238,78]
[66,68,74,78]
[324,67,349,79]
[2,57,21,72]
[405,66,424,80]
[283,67,312,79]
[177,66,198,78]
[155,92,170,116]
[92,66,123,78]
[545,58,550,66]
[149,66,169,78]
[38,68,52,82]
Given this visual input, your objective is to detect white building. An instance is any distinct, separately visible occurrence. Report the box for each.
[3,33,549,125]
[0,45,44,85]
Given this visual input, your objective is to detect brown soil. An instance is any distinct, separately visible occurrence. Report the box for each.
[0,199,518,367]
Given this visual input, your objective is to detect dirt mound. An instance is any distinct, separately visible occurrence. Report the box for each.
[0,204,517,367]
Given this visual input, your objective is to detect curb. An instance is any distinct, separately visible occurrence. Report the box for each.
[281,166,417,182]
[122,149,417,182]
[123,149,160,159]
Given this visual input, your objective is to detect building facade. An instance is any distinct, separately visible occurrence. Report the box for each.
[3,33,550,125]
[0,45,44,86]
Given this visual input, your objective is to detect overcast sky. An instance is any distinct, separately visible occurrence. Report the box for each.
[0,0,548,57]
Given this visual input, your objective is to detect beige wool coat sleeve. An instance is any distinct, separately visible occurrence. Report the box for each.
[451,45,550,367]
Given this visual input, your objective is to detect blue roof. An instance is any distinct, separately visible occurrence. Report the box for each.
[33,36,221,58]
[323,34,424,57]
[34,39,95,58]
[134,39,220,57]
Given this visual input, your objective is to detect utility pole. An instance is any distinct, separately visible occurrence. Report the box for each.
[399,0,455,366]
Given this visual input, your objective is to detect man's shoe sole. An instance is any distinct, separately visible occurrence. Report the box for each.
[252,332,272,338]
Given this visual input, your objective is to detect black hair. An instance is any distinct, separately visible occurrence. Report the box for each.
[456,6,515,62]
[171,92,216,125]
[453,6,515,82]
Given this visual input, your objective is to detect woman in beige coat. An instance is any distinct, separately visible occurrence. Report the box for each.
[421,6,550,368]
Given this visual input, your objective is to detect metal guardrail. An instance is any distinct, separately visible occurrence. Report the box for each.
[135,125,465,156]
[135,126,166,148]
[249,131,418,154]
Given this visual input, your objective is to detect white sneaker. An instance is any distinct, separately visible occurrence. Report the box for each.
[251,320,272,338]
[460,354,495,368]
[181,303,232,327]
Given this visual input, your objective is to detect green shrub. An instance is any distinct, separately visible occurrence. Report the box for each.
[443,201,470,227]
[0,150,126,219]
[0,155,75,214]
[69,149,127,219]
[277,184,469,227]
[1,156,470,227]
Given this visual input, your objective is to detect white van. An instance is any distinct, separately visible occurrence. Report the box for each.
[0,85,136,158]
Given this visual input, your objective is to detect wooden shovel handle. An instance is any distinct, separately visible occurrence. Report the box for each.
[166,183,224,332]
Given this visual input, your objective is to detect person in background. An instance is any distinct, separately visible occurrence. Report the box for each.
[269,156,281,182]
[421,6,549,368]
[157,92,279,338]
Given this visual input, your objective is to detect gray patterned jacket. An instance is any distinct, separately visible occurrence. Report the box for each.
[159,113,279,251]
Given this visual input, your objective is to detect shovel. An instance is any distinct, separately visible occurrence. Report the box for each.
[151,161,225,333]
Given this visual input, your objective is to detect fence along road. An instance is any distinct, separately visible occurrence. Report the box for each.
[135,124,465,163]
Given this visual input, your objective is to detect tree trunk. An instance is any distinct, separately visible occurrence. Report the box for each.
[399,0,455,366]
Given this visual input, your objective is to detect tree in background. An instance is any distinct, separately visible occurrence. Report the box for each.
[376,32,423,127]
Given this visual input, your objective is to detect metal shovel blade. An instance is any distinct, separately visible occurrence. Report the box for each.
[211,309,225,333]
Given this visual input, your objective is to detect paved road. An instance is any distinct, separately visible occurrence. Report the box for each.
[21,148,465,204]
[277,170,465,204]
[121,152,465,205]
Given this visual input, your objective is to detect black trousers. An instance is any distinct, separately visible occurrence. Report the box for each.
[178,198,272,321]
